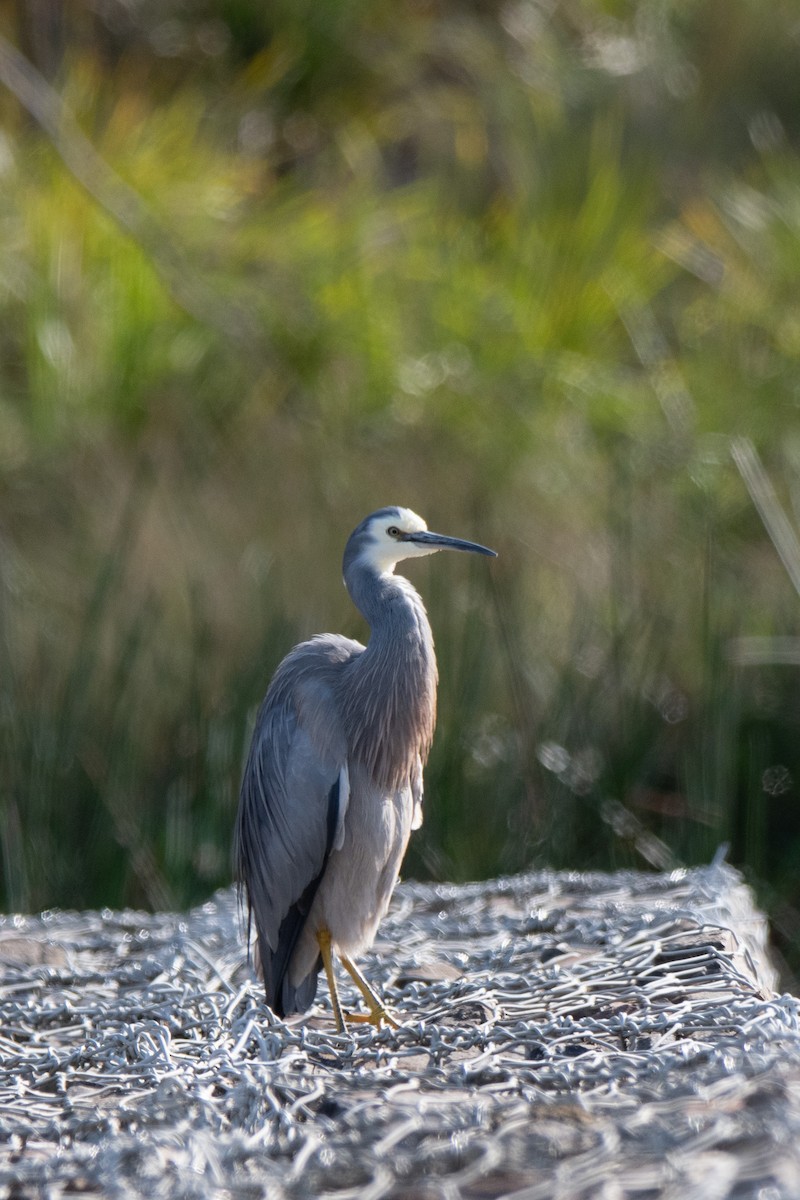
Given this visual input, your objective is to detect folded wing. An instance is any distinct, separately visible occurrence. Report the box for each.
[234,637,360,1016]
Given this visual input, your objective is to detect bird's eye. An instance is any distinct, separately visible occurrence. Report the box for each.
[387,526,401,538]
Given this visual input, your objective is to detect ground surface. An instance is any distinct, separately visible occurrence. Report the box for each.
[1,864,800,1198]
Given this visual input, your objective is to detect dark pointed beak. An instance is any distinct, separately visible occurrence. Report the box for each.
[404,531,497,557]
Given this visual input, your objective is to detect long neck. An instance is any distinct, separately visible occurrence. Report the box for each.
[341,563,438,789]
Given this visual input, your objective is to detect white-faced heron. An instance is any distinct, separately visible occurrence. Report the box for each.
[234,506,497,1030]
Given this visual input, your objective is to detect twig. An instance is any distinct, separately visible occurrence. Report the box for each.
[731,435,800,600]
[0,32,260,346]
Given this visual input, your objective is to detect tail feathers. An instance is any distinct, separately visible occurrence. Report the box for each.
[278,950,321,1017]
[247,775,341,1018]
[258,907,321,1017]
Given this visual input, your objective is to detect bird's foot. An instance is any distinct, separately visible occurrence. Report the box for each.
[316,938,403,1033]
[339,953,402,1030]
[344,1006,401,1030]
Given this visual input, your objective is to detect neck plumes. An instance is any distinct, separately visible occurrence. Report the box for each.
[342,563,438,790]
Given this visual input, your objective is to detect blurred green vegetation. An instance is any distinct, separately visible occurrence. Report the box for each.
[2,0,800,980]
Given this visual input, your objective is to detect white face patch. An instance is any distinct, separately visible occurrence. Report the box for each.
[361,508,435,574]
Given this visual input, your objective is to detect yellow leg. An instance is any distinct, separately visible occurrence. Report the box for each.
[317,929,346,1033]
[340,954,401,1029]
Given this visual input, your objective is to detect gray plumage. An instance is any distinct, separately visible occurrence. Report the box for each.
[234,506,496,1027]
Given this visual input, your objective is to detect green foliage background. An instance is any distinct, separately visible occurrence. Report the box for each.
[2,0,800,979]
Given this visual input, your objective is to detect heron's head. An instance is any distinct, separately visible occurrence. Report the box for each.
[343,506,496,578]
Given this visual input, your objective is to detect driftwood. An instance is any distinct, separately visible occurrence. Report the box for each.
[1,863,799,1198]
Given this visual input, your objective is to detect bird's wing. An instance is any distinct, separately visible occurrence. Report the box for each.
[234,636,361,1016]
